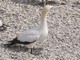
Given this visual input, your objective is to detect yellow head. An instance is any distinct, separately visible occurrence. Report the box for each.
[43,5,53,13]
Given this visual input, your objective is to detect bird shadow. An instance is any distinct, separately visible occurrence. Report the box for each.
[1,43,43,55]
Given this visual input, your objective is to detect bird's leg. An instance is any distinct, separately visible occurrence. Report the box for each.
[28,48,33,54]
[38,0,45,6]
[28,47,34,54]
[45,0,47,4]
[30,48,33,54]
[45,0,48,5]
[42,0,44,4]
[43,0,48,6]
[42,0,45,6]
[30,47,43,55]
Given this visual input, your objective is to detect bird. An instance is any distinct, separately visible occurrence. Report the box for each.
[0,20,3,27]
[4,5,53,54]
[0,20,7,31]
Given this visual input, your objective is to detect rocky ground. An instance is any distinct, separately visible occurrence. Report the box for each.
[0,0,80,60]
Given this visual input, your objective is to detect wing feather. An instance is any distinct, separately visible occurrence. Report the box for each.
[18,29,40,42]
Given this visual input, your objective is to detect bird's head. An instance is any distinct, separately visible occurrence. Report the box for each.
[43,5,53,13]
[41,5,53,20]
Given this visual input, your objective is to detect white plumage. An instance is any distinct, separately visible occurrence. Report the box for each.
[0,20,3,27]
[18,5,52,44]
[5,5,53,53]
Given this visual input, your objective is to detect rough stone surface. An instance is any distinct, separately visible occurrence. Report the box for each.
[0,0,80,60]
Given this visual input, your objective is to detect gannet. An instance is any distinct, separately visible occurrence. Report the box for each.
[0,20,7,31]
[0,20,3,27]
[5,5,53,53]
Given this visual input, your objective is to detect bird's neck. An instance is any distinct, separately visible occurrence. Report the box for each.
[41,10,48,21]
[40,10,48,30]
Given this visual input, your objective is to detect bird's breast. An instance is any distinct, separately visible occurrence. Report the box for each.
[40,29,48,39]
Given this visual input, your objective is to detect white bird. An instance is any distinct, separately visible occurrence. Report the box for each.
[5,5,53,53]
[0,20,7,31]
[0,20,3,27]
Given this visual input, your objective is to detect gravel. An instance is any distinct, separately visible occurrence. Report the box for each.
[0,0,80,60]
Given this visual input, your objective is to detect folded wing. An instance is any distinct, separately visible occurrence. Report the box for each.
[18,29,40,42]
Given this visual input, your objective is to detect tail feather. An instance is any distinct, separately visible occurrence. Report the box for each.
[4,37,18,47]
[4,37,37,47]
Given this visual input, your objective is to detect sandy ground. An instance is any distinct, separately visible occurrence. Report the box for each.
[0,0,80,60]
